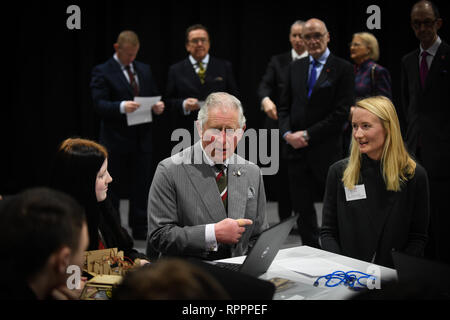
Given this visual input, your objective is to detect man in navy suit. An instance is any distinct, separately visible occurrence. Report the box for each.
[166,24,239,144]
[90,30,165,240]
[257,20,308,222]
[401,0,450,264]
[278,18,354,248]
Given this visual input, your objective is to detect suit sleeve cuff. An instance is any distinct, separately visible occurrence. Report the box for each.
[205,223,218,252]
[182,99,191,115]
[120,101,126,114]
[261,97,270,111]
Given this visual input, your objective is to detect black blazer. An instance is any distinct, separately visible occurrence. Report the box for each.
[401,41,450,179]
[257,52,293,108]
[320,156,430,268]
[165,56,239,134]
[257,52,293,130]
[90,58,161,153]
[278,53,354,177]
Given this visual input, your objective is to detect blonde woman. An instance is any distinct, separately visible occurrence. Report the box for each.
[320,96,429,268]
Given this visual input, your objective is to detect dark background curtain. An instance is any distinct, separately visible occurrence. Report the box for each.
[1,0,448,195]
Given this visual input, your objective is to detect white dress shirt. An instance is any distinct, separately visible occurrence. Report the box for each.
[200,142,229,252]
[291,48,308,61]
[419,36,442,69]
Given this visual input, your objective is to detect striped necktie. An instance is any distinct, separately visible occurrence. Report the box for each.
[197,61,206,84]
[125,65,139,96]
[215,164,227,212]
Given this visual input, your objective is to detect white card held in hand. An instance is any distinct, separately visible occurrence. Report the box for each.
[127,96,161,126]
[344,184,367,201]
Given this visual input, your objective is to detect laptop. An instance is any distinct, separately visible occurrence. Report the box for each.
[392,250,450,298]
[213,214,298,277]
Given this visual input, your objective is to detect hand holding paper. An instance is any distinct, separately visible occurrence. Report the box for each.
[127,96,161,126]
[124,101,141,113]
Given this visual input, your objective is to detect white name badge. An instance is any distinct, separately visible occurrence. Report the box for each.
[344,184,367,201]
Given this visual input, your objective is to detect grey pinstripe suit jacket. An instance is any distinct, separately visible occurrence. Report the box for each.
[146,141,268,259]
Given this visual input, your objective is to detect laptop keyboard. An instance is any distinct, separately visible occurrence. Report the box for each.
[214,262,242,272]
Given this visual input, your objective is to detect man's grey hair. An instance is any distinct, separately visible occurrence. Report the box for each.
[197,92,246,129]
[291,20,306,29]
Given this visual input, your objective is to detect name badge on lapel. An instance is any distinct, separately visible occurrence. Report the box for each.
[344,184,367,201]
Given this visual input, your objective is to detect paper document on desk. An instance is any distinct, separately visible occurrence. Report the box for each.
[127,96,161,126]
[277,256,354,277]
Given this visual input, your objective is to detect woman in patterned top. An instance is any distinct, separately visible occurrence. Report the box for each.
[344,32,393,156]
[350,32,392,100]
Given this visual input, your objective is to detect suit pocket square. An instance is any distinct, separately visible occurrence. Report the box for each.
[214,77,224,81]
[247,187,255,199]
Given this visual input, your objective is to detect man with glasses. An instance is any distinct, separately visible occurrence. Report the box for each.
[166,24,239,143]
[147,92,268,260]
[278,18,354,248]
[401,0,450,264]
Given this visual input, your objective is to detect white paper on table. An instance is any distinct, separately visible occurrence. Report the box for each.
[276,256,355,277]
[126,96,161,126]
[285,295,305,300]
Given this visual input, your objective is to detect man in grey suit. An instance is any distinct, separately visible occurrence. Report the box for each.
[147,92,268,260]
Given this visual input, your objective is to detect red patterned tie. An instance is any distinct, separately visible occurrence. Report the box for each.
[419,51,429,88]
[215,164,227,212]
[125,65,139,96]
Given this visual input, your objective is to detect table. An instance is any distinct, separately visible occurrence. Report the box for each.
[217,245,398,300]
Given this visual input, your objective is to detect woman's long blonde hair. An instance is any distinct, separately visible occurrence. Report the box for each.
[342,96,416,191]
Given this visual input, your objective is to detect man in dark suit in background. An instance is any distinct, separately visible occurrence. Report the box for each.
[401,0,450,264]
[90,30,165,240]
[278,18,354,248]
[257,20,308,222]
[166,24,239,144]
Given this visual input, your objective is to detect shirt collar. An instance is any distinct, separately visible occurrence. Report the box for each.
[420,36,441,57]
[189,54,210,66]
[114,53,134,71]
[309,48,330,65]
[292,49,308,61]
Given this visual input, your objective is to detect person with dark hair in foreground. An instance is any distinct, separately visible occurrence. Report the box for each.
[0,187,89,300]
[113,258,230,300]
